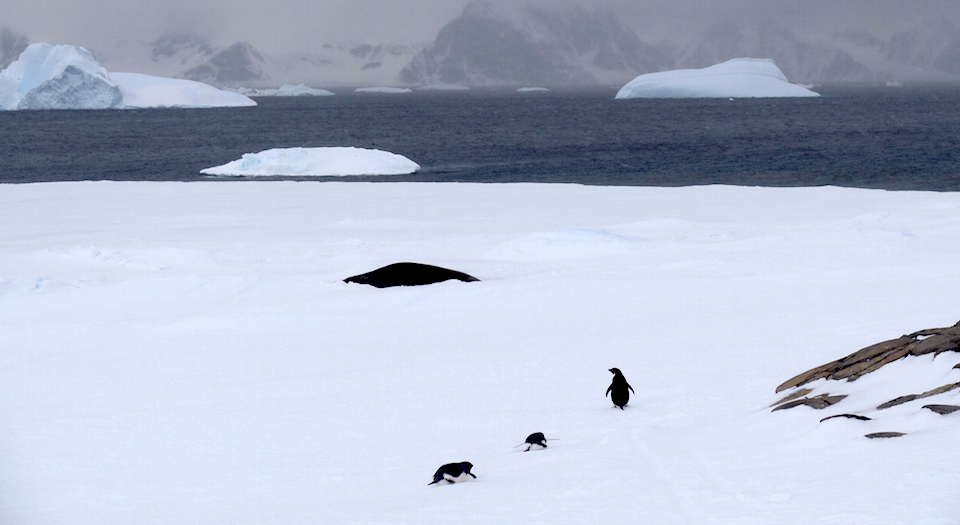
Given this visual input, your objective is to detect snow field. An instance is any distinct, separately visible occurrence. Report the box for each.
[1,182,958,524]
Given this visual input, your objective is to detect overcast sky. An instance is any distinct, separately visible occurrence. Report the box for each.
[7,0,960,55]
[6,0,473,53]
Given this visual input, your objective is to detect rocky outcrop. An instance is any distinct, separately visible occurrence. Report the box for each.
[775,321,960,393]
[772,320,960,438]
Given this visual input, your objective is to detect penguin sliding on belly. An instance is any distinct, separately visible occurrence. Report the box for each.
[606,368,635,410]
[516,432,548,452]
[428,462,477,485]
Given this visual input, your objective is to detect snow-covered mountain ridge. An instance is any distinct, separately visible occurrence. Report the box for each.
[4,1,960,87]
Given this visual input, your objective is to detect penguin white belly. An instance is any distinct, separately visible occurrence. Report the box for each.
[443,472,473,483]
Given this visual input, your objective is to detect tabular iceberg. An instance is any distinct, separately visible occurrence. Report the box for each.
[615,58,820,99]
[200,147,421,177]
[112,73,256,108]
[238,84,334,97]
[0,43,255,110]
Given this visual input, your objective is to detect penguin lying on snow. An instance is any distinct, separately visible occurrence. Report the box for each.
[517,432,548,452]
[606,367,635,409]
[428,462,477,485]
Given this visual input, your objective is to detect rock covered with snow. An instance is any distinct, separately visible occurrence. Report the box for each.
[0,43,123,110]
[199,146,420,177]
[772,320,960,437]
[0,43,255,110]
[615,58,820,99]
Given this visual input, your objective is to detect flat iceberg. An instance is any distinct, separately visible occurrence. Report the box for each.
[0,43,123,110]
[615,58,820,99]
[416,84,470,91]
[112,73,256,108]
[238,84,334,97]
[355,87,412,93]
[199,146,421,176]
[0,43,255,110]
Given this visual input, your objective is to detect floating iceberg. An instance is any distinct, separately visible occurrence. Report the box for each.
[615,58,820,99]
[518,87,549,92]
[355,87,412,93]
[238,84,334,97]
[112,73,256,108]
[200,147,421,177]
[0,43,123,110]
[416,84,470,91]
[0,43,255,110]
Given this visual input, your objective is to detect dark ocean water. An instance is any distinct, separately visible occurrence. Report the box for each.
[3,85,960,190]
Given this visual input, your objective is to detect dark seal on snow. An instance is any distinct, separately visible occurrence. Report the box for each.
[428,461,477,485]
[606,367,635,410]
[344,262,480,288]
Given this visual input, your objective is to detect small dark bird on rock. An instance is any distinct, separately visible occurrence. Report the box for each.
[606,367,635,410]
[428,462,477,485]
[517,432,548,452]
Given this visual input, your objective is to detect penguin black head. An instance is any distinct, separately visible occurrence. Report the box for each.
[609,368,622,375]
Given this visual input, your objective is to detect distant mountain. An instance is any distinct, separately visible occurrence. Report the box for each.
[1,28,30,69]
[881,20,960,79]
[90,35,422,88]
[181,42,266,85]
[399,1,671,86]
[399,0,960,86]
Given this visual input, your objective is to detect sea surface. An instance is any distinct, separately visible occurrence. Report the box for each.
[3,84,960,190]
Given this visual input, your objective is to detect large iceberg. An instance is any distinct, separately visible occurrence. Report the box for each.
[200,147,420,177]
[615,58,820,99]
[0,43,255,110]
[112,73,255,108]
[0,43,123,110]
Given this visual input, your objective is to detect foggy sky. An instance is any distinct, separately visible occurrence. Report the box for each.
[6,0,473,53]
[7,0,960,56]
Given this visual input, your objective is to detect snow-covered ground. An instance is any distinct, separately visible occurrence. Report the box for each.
[616,58,821,99]
[1,182,958,525]
[200,147,421,176]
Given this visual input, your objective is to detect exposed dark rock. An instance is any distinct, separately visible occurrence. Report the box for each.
[877,382,960,410]
[770,387,813,408]
[865,432,906,439]
[776,320,960,393]
[771,393,847,412]
[344,262,480,288]
[922,404,960,415]
[820,414,872,423]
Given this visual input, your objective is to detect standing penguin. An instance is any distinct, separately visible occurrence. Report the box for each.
[428,462,477,485]
[606,368,635,409]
